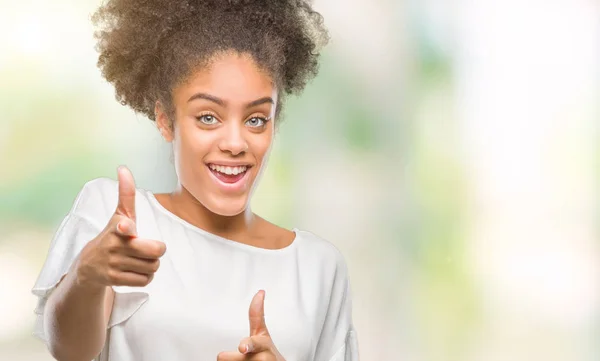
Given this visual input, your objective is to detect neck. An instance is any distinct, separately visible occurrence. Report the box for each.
[167,184,257,239]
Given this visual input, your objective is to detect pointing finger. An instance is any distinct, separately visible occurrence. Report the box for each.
[124,238,167,259]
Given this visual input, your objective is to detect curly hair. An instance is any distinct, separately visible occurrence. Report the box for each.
[91,0,329,128]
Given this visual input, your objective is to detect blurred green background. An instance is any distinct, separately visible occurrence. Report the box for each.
[1,0,598,360]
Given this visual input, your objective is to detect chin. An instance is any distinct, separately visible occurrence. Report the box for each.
[203,193,250,217]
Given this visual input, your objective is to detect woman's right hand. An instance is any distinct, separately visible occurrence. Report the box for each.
[75,166,166,289]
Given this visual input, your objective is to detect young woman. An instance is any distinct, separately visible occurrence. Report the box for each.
[31,1,358,360]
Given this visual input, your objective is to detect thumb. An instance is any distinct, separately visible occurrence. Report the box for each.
[249,290,268,336]
[116,166,137,224]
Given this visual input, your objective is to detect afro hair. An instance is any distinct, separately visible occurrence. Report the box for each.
[91,0,329,125]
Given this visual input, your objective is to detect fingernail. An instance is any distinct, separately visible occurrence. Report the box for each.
[244,344,249,354]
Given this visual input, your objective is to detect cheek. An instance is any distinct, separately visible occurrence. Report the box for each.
[172,129,212,182]
[176,124,214,158]
[252,132,274,161]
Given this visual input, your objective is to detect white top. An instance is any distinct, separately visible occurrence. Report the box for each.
[31,177,359,361]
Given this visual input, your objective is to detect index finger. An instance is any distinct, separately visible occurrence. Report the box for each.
[124,238,167,259]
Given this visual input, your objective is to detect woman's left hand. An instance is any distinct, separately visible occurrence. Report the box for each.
[217,290,286,361]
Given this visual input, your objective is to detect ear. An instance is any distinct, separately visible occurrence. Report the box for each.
[155,100,174,142]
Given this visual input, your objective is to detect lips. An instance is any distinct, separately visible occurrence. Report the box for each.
[205,163,252,192]
[208,167,247,184]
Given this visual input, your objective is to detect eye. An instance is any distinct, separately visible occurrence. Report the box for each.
[246,116,269,128]
[196,114,219,125]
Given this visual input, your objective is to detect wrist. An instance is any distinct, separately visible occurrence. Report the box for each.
[72,258,106,295]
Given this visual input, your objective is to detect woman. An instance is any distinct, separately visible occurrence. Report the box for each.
[31,1,358,360]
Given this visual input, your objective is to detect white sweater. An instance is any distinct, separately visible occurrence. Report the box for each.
[31,177,359,361]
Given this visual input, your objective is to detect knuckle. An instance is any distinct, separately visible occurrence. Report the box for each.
[107,255,120,268]
[107,245,119,255]
[151,259,160,273]
[106,236,122,252]
[106,269,120,284]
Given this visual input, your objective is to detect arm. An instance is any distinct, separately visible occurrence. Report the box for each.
[43,260,115,361]
[36,168,164,360]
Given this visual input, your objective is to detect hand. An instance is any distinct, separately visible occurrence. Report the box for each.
[217,290,286,361]
[75,166,166,289]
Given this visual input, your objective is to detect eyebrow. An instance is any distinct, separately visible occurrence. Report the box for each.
[187,93,274,108]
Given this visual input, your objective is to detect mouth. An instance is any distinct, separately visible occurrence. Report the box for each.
[206,163,252,190]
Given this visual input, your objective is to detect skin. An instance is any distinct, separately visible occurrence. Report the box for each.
[44,51,294,361]
[153,50,292,360]
[154,51,295,249]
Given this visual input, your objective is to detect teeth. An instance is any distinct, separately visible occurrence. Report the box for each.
[209,164,247,175]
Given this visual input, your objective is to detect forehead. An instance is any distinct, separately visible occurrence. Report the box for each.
[174,52,277,104]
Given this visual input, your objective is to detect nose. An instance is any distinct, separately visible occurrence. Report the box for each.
[217,121,248,156]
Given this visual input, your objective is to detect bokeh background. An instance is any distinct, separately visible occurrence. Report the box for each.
[1,0,598,360]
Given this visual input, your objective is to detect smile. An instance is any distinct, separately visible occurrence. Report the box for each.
[208,164,248,175]
[206,163,252,190]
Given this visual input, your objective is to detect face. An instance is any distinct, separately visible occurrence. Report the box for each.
[156,51,277,217]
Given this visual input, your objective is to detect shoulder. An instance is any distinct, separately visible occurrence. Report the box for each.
[295,229,347,262]
[77,176,150,212]
[294,229,350,279]
[295,230,354,324]
[79,177,118,196]
[72,177,118,214]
